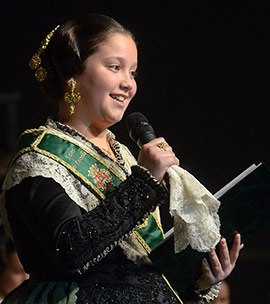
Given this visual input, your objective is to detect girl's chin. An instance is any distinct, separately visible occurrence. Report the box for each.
[104,111,125,125]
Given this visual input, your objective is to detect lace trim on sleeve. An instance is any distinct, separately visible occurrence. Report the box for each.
[181,282,221,304]
[201,282,221,303]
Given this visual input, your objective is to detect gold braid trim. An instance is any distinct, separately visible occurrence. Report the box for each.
[162,274,184,304]
[7,129,41,170]
[133,231,152,254]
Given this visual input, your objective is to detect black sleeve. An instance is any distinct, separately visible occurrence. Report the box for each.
[6,165,167,273]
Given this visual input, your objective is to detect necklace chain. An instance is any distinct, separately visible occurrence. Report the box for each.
[100,139,116,160]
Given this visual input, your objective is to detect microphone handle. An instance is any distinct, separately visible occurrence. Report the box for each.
[138,131,156,148]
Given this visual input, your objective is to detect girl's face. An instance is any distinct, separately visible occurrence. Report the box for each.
[74,33,138,131]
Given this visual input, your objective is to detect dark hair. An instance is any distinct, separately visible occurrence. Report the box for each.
[38,14,136,104]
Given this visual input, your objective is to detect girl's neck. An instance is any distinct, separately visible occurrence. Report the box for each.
[58,118,110,151]
[63,121,116,160]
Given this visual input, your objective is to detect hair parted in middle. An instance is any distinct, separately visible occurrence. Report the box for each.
[37,14,136,104]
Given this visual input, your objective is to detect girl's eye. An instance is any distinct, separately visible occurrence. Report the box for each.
[110,65,119,70]
[130,70,138,78]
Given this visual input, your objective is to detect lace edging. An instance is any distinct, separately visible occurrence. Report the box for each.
[3,152,100,213]
[168,165,221,253]
[202,282,222,303]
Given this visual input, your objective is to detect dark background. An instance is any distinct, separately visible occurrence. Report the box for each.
[0,1,269,303]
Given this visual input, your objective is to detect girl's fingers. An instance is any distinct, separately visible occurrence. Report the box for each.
[197,234,244,290]
[229,234,244,265]
[201,257,215,283]
[218,238,231,271]
[207,250,223,277]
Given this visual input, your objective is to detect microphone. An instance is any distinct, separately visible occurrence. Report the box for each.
[126,112,174,231]
[126,112,156,148]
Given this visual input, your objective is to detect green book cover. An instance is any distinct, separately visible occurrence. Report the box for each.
[149,162,270,295]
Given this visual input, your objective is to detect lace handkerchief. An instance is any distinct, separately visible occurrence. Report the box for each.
[167,165,221,253]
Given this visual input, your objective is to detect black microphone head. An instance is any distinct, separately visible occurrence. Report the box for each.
[126,112,156,147]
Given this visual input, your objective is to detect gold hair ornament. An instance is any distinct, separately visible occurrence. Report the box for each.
[29,25,60,82]
[64,80,81,115]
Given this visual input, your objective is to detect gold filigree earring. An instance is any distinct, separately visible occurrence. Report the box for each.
[64,80,81,115]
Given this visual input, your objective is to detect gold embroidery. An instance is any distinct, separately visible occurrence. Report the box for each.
[75,150,86,166]
[34,146,106,199]
[138,217,149,230]
[65,148,76,161]
[43,130,125,182]
[88,163,115,192]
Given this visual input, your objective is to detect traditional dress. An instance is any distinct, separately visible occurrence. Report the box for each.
[0,119,219,303]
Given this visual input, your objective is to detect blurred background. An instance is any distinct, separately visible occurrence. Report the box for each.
[0,1,269,303]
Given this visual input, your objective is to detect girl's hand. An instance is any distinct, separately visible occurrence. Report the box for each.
[196,233,244,290]
[138,137,179,182]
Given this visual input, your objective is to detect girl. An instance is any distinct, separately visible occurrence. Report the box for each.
[0,14,242,303]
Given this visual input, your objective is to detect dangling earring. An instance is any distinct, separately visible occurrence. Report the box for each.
[64,80,81,115]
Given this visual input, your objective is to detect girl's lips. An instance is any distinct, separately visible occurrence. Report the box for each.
[109,94,127,102]
[109,94,127,107]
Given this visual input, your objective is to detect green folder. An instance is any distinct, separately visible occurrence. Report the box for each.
[149,162,270,295]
